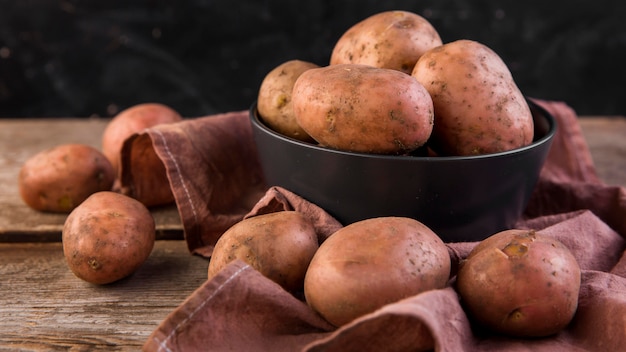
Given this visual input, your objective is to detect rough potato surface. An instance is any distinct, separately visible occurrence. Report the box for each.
[331,10,442,74]
[62,191,156,285]
[412,39,534,156]
[304,217,450,328]
[18,144,115,213]
[257,59,319,142]
[456,229,581,337]
[292,64,434,154]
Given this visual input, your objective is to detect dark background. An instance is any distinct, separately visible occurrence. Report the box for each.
[1,0,625,118]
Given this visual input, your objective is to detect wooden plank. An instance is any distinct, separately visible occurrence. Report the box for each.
[578,116,626,187]
[0,118,183,242]
[0,240,208,350]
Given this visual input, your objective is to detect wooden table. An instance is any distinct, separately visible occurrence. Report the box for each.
[1,116,625,350]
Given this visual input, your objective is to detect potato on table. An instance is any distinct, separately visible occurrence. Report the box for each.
[102,102,182,175]
[62,191,156,285]
[18,143,115,213]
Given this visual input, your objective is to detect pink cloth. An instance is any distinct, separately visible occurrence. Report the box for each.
[126,100,626,351]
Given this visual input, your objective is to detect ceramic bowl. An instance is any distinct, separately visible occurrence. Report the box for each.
[249,99,556,242]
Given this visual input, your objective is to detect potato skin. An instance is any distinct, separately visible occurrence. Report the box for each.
[207,211,319,293]
[411,39,534,156]
[18,144,115,213]
[304,217,450,328]
[456,229,581,337]
[330,10,442,74]
[257,59,319,142]
[292,64,434,154]
[102,102,182,174]
[62,191,156,285]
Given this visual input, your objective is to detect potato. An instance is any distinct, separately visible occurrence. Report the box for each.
[292,64,434,154]
[257,59,319,142]
[207,211,319,293]
[62,191,156,285]
[411,39,534,156]
[330,10,442,74]
[102,102,182,175]
[304,217,450,328]
[18,144,115,213]
[456,229,581,337]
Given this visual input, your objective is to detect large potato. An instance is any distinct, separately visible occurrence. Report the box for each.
[62,191,156,285]
[330,10,442,74]
[257,59,319,142]
[456,229,581,337]
[18,143,115,213]
[411,39,534,156]
[102,102,182,174]
[207,211,319,293]
[304,217,450,328]
[292,64,434,154]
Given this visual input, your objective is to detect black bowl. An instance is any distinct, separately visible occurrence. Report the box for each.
[249,99,556,242]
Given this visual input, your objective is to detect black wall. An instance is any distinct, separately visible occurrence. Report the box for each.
[1,0,625,118]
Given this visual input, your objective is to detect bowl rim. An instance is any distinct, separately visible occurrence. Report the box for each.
[249,99,557,161]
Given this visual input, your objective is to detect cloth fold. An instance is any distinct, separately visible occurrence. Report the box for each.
[135,100,626,351]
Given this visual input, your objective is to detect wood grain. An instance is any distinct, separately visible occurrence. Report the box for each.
[0,240,208,350]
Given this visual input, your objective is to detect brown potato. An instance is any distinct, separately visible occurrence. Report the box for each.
[292,64,434,154]
[18,143,115,213]
[456,229,581,337]
[411,39,534,156]
[257,59,319,142]
[304,217,450,328]
[207,211,319,293]
[102,102,182,175]
[330,10,442,74]
[62,191,156,285]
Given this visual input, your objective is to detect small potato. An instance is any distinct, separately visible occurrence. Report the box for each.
[62,191,156,285]
[304,217,450,328]
[330,10,442,74]
[292,64,434,154]
[207,211,319,293]
[102,102,182,174]
[18,144,115,213]
[456,229,581,337]
[257,59,319,142]
[411,39,534,156]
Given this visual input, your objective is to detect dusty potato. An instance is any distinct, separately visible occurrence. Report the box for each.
[304,217,450,328]
[18,143,115,213]
[456,229,581,337]
[62,191,156,285]
[330,10,442,74]
[411,39,534,156]
[207,211,319,293]
[292,64,434,154]
[102,102,182,175]
[257,59,319,142]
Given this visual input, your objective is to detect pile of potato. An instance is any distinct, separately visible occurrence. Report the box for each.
[18,103,182,284]
[257,10,534,156]
[208,210,581,341]
[248,9,579,339]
